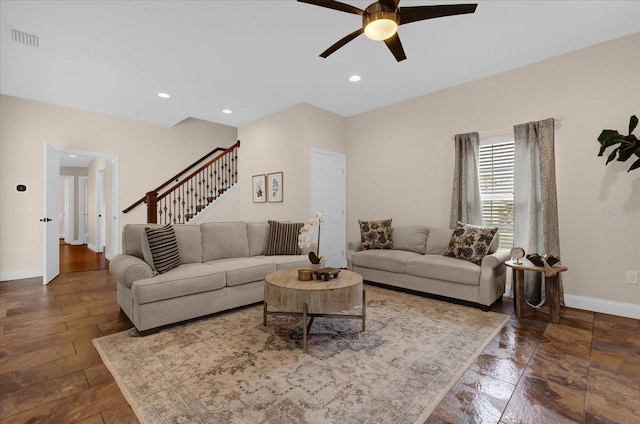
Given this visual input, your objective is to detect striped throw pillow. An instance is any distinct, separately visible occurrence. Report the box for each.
[143,225,181,274]
[264,220,303,256]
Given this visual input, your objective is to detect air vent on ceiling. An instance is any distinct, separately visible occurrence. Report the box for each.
[11,28,39,48]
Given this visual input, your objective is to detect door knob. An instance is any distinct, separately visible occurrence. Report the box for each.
[39,218,52,222]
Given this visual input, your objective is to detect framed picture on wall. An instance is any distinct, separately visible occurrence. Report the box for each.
[267,172,283,202]
[252,174,266,203]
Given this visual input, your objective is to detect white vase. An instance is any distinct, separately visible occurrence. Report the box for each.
[310,257,325,271]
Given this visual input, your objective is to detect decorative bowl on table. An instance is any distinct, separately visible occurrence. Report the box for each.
[297,268,313,281]
[526,253,560,267]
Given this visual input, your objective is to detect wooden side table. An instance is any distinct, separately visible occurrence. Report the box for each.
[505,260,568,323]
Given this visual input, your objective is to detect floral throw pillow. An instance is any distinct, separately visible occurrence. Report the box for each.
[443,222,498,265]
[358,219,393,250]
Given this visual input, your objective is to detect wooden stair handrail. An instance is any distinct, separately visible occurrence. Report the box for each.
[157,141,239,202]
[122,140,240,213]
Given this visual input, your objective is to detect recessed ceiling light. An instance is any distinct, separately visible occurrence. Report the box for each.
[157,92,171,98]
[69,154,77,158]
[349,75,361,82]
[222,109,233,114]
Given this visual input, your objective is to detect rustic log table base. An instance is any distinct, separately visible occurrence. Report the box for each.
[263,269,365,353]
[506,260,568,323]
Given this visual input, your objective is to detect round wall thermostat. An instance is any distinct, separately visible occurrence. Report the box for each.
[510,247,525,264]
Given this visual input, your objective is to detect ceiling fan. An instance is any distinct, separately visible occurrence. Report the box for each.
[298,0,477,62]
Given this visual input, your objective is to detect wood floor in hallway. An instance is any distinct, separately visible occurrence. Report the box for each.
[59,240,108,274]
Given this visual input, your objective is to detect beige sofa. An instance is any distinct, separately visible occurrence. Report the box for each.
[348,225,510,309]
[109,222,311,333]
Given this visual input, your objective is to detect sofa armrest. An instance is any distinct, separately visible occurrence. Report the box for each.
[481,250,511,269]
[346,241,361,270]
[109,254,153,288]
[477,250,510,306]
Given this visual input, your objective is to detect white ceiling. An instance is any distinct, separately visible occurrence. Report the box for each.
[1,0,639,129]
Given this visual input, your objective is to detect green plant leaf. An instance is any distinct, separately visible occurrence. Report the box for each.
[598,138,620,156]
[617,145,636,162]
[598,129,620,143]
[629,115,638,134]
[606,147,619,165]
[628,157,640,172]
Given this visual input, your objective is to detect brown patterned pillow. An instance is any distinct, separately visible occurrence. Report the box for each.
[142,224,181,275]
[443,222,498,265]
[264,220,303,255]
[358,219,393,250]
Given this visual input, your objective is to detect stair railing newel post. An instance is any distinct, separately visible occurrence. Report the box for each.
[145,191,158,224]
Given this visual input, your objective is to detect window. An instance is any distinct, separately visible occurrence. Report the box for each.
[478,141,514,250]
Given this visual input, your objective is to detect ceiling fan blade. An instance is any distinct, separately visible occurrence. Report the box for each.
[320,28,364,58]
[297,0,364,16]
[399,4,477,25]
[379,0,400,10]
[384,33,406,62]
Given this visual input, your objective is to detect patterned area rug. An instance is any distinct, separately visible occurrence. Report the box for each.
[93,285,509,424]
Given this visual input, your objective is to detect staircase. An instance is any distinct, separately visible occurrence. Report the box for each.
[123,141,240,224]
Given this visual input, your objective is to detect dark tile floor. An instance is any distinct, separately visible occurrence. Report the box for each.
[427,296,640,424]
[1,267,639,423]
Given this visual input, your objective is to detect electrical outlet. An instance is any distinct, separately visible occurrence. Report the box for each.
[627,270,639,285]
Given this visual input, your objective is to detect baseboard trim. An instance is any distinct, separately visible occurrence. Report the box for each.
[564,294,640,319]
[87,243,98,253]
[0,268,42,282]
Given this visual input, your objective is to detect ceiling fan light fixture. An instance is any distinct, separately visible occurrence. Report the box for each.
[363,6,399,41]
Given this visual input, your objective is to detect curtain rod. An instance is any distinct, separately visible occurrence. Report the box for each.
[452,117,563,140]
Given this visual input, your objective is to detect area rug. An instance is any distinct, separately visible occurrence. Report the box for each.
[93,285,509,424]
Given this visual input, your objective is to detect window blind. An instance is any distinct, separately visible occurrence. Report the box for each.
[479,141,514,250]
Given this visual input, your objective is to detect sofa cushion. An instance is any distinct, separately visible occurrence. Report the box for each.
[201,222,250,261]
[392,226,429,254]
[247,222,270,256]
[123,224,161,259]
[352,249,419,274]
[405,255,481,286]
[173,224,203,264]
[132,263,226,304]
[205,257,276,287]
[260,255,312,271]
[358,218,393,250]
[264,221,303,255]
[425,227,454,254]
[488,231,500,254]
[443,222,498,265]
[142,225,181,275]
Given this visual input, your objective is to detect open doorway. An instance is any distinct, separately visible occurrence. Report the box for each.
[53,148,119,276]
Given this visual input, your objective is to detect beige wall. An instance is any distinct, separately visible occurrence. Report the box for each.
[347,33,640,309]
[237,103,347,223]
[0,95,237,278]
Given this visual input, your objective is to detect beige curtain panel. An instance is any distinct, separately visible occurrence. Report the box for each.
[513,117,563,305]
[449,132,483,228]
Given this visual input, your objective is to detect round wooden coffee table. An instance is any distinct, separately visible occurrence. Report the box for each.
[263,269,365,352]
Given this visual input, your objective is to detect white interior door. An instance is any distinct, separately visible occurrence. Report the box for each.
[310,148,347,268]
[43,143,60,284]
[61,176,74,243]
[96,168,106,253]
[78,176,88,244]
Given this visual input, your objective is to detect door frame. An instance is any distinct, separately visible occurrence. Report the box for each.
[45,147,120,281]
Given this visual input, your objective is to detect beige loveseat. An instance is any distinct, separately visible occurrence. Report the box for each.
[109,221,311,333]
[348,225,510,309]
